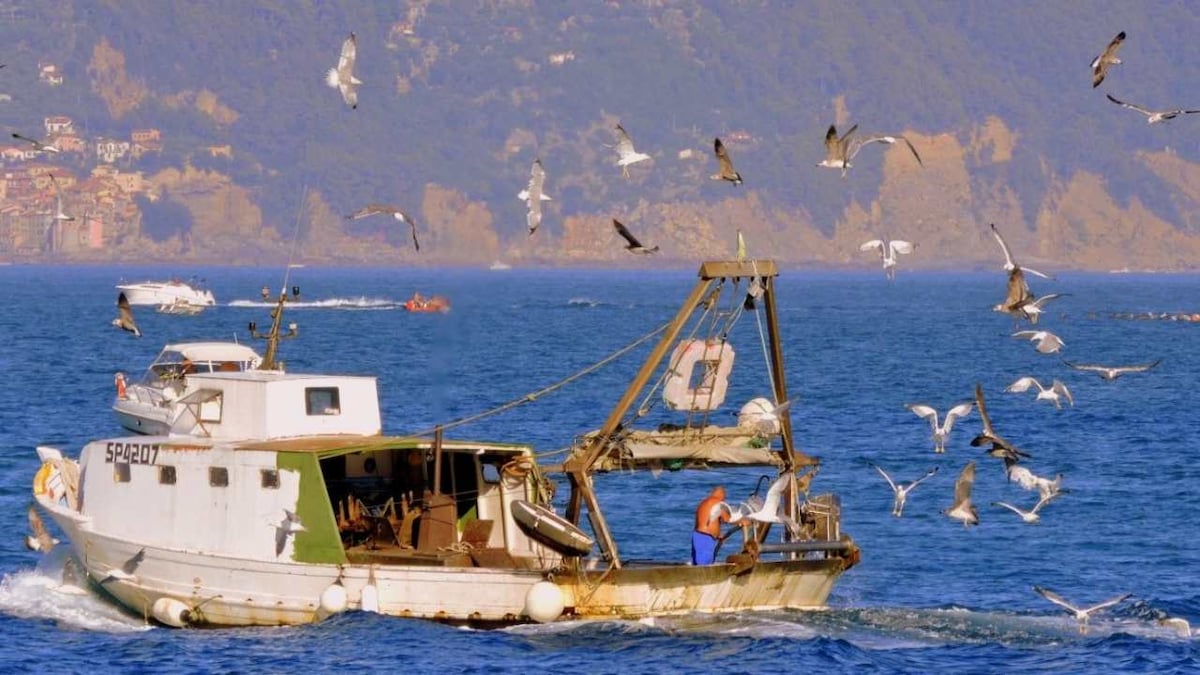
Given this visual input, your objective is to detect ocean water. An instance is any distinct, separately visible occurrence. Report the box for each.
[0,263,1198,673]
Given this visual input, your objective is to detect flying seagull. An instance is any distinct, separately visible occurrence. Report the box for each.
[100,547,146,585]
[113,292,141,337]
[1091,31,1126,88]
[872,464,938,517]
[12,132,59,153]
[991,223,1053,280]
[992,492,1059,524]
[715,473,803,537]
[49,174,74,222]
[1012,330,1065,355]
[517,158,551,236]
[612,219,659,255]
[1033,585,1131,634]
[273,509,307,557]
[907,402,974,453]
[970,383,1031,464]
[1005,376,1074,409]
[741,399,791,435]
[325,32,362,109]
[345,204,421,251]
[994,266,1034,321]
[1062,359,1161,380]
[860,238,915,281]
[710,137,743,185]
[1016,292,1068,325]
[1007,464,1065,501]
[25,505,57,553]
[944,461,978,527]
[818,124,922,178]
[613,124,651,178]
[1105,94,1200,124]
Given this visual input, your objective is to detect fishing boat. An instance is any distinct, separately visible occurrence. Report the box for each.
[32,259,857,628]
[116,278,216,307]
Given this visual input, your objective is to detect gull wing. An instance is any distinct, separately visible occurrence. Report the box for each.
[992,501,1026,517]
[614,124,638,158]
[346,203,397,220]
[612,219,643,249]
[760,473,790,517]
[859,239,885,254]
[1051,380,1073,405]
[908,466,939,489]
[1005,376,1040,394]
[907,403,940,431]
[1091,31,1125,87]
[27,505,55,552]
[952,461,975,506]
[990,223,1017,269]
[1062,360,1105,374]
[848,135,923,167]
[1034,586,1080,615]
[871,463,898,492]
[713,137,741,182]
[889,240,915,256]
[525,159,547,235]
[338,33,357,76]
[943,402,975,431]
[117,292,139,335]
[1106,94,1154,117]
[1084,593,1132,614]
[1123,358,1162,373]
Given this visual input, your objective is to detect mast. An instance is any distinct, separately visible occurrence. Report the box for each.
[564,259,792,566]
[250,286,298,371]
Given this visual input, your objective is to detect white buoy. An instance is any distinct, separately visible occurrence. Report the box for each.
[523,581,564,623]
[151,597,193,628]
[360,567,379,613]
[320,580,348,615]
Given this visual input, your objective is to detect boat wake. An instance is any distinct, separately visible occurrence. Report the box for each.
[0,553,150,633]
[228,297,401,311]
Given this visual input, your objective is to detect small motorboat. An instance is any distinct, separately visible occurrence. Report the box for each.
[404,292,450,313]
[117,278,216,307]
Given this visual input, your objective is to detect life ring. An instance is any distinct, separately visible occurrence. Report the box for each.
[114,372,127,399]
[33,461,67,505]
[662,339,736,412]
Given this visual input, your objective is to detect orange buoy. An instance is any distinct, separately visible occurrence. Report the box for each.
[115,372,127,399]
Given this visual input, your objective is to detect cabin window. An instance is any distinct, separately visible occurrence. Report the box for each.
[305,387,341,415]
[159,465,176,485]
[261,468,280,489]
[114,463,131,483]
[209,466,229,487]
[481,462,501,485]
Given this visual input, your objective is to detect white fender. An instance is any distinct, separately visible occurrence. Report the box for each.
[320,580,348,615]
[662,339,736,412]
[151,597,193,628]
[524,581,565,623]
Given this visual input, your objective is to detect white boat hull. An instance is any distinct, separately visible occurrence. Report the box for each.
[116,281,216,307]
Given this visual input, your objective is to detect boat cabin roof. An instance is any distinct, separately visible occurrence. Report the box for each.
[158,342,261,363]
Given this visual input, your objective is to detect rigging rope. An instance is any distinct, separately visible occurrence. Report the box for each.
[405,319,672,439]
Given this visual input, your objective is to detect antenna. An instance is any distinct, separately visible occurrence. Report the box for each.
[250,184,307,371]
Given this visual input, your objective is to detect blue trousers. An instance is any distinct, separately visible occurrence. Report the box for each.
[691,531,718,565]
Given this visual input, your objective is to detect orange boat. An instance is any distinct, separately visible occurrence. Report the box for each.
[404,292,450,313]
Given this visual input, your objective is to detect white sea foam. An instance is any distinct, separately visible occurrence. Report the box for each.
[228,297,400,311]
[0,555,150,633]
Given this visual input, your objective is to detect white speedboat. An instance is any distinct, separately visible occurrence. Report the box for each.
[112,342,263,435]
[35,259,858,628]
[116,279,216,307]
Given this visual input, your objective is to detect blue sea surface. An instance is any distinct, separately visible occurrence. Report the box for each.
[0,264,1198,673]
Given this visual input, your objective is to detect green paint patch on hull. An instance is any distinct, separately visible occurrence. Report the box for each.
[278,452,346,564]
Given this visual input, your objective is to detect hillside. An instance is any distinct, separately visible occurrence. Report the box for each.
[1,1,1199,269]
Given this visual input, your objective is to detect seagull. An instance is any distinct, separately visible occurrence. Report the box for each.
[273,509,307,557]
[1012,330,1065,355]
[991,223,1053,280]
[1091,31,1126,88]
[1062,359,1161,381]
[612,219,659,254]
[12,132,59,153]
[345,204,421,251]
[818,124,922,178]
[49,174,74,222]
[99,548,146,585]
[1033,585,1131,634]
[871,464,938,517]
[944,461,978,528]
[718,473,803,537]
[907,402,974,453]
[710,137,743,185]
[741,399,791,436]
[970,383,1032,464]
[325,32,362,109]
[1007,465,1065,501]
[860,238,915,281]
[992,492,1059,524]
[613,124,651,178]
[517,158,551,236]
[113,292,141,337]
[994,266,1035,320]
[1016,292,1068,325]
[25,505,57,553]
[1106,94,1200,124]
[1005,376,1074,409]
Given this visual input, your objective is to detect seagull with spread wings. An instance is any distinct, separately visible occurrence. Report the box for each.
[325,32,362,109]
[113,292,141,337]
[818,124,923,178]
[993,492,1059,524]
[1105,94,1200,124]
[1012,329,1065,355]
[1063,358,1161,380]
[346,204,421,251]
[1005,376,1074,409]
[860,238,915,281]
[612,219,658,254]
[1091,31,1126,88]
[613,124,651,178]
[517,158,551,236]
[970,383,1031,465]
[991,223,1053,280]
[907,402,974,454]
[1033,585,1131,634]
[12,132,59,153]
[710,137,743,185]
[944,461,978,527]
[994,266,1034,321]
[25,505,57,553]
[872,464,938,517]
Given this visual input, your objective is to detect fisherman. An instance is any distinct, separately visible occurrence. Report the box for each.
[261,285,270,301]
[692,486,739,565]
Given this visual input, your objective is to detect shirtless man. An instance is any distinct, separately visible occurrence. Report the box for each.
[692,486,740,565]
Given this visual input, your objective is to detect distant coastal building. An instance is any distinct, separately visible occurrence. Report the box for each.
[44,116,74,135]
[95,137,131,164]
[205,144,233,159]
[38,62,63,86]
